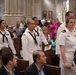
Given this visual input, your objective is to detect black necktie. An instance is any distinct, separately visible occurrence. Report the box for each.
[34,28,39,36]
[0,32,8,43]
[29,32,38,45]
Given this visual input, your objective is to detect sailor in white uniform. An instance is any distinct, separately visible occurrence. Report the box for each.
[59,18,76,75]
[32,17,49,50]
[56,11,75,56]
[21,19,40,65]
[0,20,16,54]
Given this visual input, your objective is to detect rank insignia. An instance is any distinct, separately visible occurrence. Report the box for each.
[62,30,66,33]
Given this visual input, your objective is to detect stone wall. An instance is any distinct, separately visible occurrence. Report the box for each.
[0,0,76,25]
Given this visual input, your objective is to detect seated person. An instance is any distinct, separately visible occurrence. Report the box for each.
[0,52,20,75]
[25,50,50,75]
[0,47,12,67]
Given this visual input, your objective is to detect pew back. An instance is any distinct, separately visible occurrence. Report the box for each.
[44,49,52,65]
[13,38,22,58]
[47,64,61,75]
[17,59,29,75]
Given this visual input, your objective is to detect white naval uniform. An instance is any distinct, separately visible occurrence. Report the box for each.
[56,22,76,55]
[56,22,66,55]
[35,26,48,50]
[0,30,16,54]
[21,28,40,65]
[59,28,76,75]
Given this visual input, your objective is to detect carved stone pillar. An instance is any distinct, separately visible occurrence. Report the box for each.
[69,0,76,16]
[13,0,18,14]
[23,0,42,19]
[32,0,36,17]
[4,0,42,25]
[5,0,10,15]
[9,0,14,14]
[4,0,23,25]
[34,0,42,19]
[23,0,33,20]
[17,0,22,15]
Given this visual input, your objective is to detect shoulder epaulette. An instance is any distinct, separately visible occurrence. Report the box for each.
[61,30,66,33]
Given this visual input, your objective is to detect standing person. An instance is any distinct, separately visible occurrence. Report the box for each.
[32,17,49,50]
[51,33,59,66]
[56,11,75,57]
[13,21,23,38]
[59,17,76,75]
[0,52,20,75]
[21,19,40,65]
[54,18,61,29]
[25,50,50,75]
[49,20,57,39]
[0,20,16,54]
[8,26,14,39]
[42,26,50,43]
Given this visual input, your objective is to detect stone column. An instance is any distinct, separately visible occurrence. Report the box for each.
[25,0,28,16]
[34,0,42,19]
[28,0,32,17]
[17,0,22,15]
[9,0,14,14]
[4,0,23,25]
[32,0,36,17]
[23,0,33,20]
[23,0,42,19]
[25,0,32,18]
[4,0,10,15]
[69,0,76,18]
[13,0,18,14]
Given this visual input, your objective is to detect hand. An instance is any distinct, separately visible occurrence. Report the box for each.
[64,62,71,69]
[45,44,49,47]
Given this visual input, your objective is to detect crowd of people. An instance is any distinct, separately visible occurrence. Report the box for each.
[0,11,76,75]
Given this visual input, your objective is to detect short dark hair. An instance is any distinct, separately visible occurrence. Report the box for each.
[65,11,73,17]
[32,17,38,20]
[0,19,4,25]
[52,33,57,40]
[66,17,75,25]
[0,47,12,57]
[2,52,14,65]
[33,50,43,62]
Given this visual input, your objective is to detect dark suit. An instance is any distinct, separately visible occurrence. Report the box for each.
[0,66,20,75]
[24,63,50,75]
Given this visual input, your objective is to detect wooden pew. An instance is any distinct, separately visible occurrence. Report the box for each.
[13,38,22,58]
[47,64,61,75]
[42,42,45,51]
[44,49,52,65]
[17,59,29,75]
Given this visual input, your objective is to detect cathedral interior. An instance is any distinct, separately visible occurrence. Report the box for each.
[0,0,76,25]
[0,1,76,75]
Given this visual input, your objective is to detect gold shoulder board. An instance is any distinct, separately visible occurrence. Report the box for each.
[61,30,66,33]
